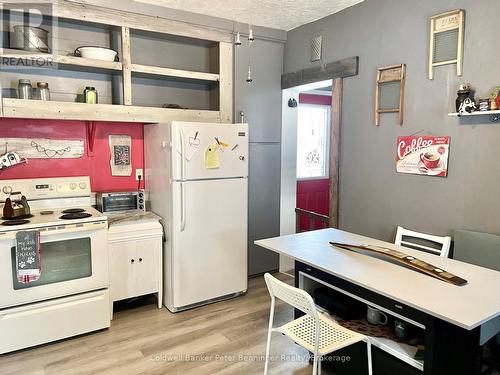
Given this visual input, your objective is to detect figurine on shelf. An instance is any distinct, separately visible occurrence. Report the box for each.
[456,83,474,112]
[490,87,500,110]
[456,83,477,115]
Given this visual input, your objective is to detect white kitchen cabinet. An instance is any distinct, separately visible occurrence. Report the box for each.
[108,220,163,316]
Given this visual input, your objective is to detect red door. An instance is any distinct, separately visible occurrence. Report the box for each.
[296,179,330,231]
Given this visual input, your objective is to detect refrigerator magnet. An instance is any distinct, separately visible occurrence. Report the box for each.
[205,143,220,169]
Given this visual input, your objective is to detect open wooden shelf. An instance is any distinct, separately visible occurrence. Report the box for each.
[0,49,122,72]
[319,310,424,372]
[1,98,220,124]
[131,64,219,82]
[0,1,233,123]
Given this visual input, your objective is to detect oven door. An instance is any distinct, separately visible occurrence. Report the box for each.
[0,221,108,308]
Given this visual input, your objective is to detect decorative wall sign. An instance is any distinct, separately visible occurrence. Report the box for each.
[0,138,84,159]
[375,64,406,126]
[109,135,132,176]
[428,9,465,80]
[396,136,450,177]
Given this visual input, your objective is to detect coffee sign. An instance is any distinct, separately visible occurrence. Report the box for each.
[396,136,450,177]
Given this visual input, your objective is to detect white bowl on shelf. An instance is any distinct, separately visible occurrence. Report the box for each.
[75,46,118,62]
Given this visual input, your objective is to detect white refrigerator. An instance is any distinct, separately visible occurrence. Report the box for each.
[145,121,248,312]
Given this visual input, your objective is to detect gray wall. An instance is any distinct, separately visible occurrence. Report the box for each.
[284,0,500,241]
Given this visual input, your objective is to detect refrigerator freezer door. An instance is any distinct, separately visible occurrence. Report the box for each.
[171,178,248,309]
[171,122,248,180]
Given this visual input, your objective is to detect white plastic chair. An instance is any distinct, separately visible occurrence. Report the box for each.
[395,226,452,258]
[263,273,372,375]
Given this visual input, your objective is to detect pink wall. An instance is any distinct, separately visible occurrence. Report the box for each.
[299,93,331,106]
[0,118,144,192]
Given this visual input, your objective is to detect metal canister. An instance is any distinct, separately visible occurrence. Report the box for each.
[18,79,33,100]
[11,26,50,53]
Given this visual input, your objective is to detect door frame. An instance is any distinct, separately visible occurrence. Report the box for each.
[279,56,359,272]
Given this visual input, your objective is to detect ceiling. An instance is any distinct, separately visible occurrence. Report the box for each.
[134,0,364,31]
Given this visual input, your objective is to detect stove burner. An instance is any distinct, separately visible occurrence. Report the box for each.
[1,219,30,226]
[40,211,54,215]
[59,212,92,220]
[2,214,34,220]
[62,208,86,214]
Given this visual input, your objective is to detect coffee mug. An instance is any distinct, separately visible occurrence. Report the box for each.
[367,306,388,325]
[420,152,440,169]
[394,319,410,340]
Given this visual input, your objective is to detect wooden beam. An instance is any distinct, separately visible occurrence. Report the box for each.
[121,26,132,106]
[329,78,343,228]
[218,42,233,123]
[56,1,231,43]
[281,56,358,89]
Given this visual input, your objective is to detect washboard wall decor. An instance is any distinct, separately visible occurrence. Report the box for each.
[428,9,465,80]
[375,64,406,126]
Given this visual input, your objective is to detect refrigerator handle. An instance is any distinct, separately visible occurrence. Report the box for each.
[180,181,186,232]
[179,130,187,231]
[180,130,186,181]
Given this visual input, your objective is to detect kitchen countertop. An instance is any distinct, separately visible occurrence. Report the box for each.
[106,210,161,227]
[255,228,500,331]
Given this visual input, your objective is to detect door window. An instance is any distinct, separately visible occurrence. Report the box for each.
[11,238,92,289]
[296,104,331,179]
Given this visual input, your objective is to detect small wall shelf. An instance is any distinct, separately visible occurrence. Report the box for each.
[448,110,500,122]
[448,110,500,117]
[1,98,220,124]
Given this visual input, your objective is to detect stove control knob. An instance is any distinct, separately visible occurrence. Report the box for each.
[79,182,87,190]
[2,186,12,194]
[70,183,77,190]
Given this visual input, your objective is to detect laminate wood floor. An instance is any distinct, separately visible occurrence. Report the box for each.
[3,274,498,375]
[0,273,328,375]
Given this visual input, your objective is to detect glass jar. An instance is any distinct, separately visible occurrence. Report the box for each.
[84,86,98,104]
[36,82,50,101]
[18,79,33,100]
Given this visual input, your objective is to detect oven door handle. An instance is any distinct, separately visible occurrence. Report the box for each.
[0,221,107,240]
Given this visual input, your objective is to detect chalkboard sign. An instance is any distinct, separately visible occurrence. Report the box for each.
[15,231,41,283]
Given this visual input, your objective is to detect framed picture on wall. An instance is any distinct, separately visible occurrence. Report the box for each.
[396,136,450,177]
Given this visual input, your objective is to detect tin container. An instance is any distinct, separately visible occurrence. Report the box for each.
[479,99,490,111]
[10,26,50,53]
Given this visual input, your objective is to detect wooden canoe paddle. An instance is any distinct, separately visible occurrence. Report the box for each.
[329,242,468,286]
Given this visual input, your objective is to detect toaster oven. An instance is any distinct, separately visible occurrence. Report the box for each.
[96,191,145,213]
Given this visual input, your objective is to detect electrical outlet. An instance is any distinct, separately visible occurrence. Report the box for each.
[135,168,143,181]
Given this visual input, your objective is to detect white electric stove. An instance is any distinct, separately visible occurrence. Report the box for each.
[0,177,110,354]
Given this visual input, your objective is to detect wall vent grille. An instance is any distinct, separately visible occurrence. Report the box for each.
[310,35,322,62]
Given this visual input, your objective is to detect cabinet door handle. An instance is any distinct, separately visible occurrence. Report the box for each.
[131,259,135,263]
[139,258,143,262]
